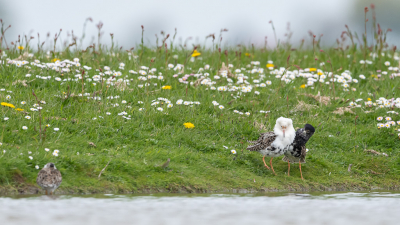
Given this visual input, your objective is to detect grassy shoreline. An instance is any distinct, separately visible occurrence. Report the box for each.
[1,20,400,194]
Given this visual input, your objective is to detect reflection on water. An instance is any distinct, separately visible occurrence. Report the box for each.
[1,191,400,225]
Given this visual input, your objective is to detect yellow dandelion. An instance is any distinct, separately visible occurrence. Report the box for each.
[245,53,251,57]
[1,102,15,108]
[266,63,274,68]
[367,98,371,101]
[309,68,317,72]
[51,58,61,62]
[191,50,201,57]
[300,84,306,89]
[15,108,24,111]
[317,72,323,75]
[183,122,195,129]
[162,85,172,90]
[17,46,24,50]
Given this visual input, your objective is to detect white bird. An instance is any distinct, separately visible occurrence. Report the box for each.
[247,117,296,175]
[36,163,62,195]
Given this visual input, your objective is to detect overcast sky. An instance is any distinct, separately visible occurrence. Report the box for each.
[1,0,399,49]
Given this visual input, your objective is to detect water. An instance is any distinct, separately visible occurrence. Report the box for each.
[1,191,399,225]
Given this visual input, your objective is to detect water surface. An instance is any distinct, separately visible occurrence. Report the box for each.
[1,191,399,225]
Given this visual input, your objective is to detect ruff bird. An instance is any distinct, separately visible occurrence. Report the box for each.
[282,124,315,180]
[36,163,62,195]
[247,117,296,175]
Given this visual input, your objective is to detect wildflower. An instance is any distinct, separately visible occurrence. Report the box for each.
[162,85,172,90]
[191,49,201,57]
[219,105,225,109]
[367,98,371,101]
[309,68,317,72]
[231,150,237,154]
[157,107,163,111]
[46,124,50,127]
[385,61,390,66]
[22,126,28,130]
[385,117,392,121]
[139,108,144,111]
[54,128,60,131]
[377,117,383,121]
[245,112,250,116]
[1,102,15,108]
[53,152,59,157]
[266,63,274,68]
[54,150,59,154]
[106,112,111,115]
[15,108,24,111]
[25,116,31,119]
[300,84,306,88]
[254,91,260,95]
[18,46,24,50]
[266,81,272,85]
[0,142,2,146]
[35,165,39,169]
[183,122,195,129]
[29,156,33,160]
[167,104,173,108]
[4,117,9,121]
[45,148,50,152]
[2,150,5,153]
[6,95,11,100]
[51,58,60,62]
[21,101,26,105]
[122,100,127,104]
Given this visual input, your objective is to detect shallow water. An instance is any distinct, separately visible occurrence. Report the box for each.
[1,191,399,225]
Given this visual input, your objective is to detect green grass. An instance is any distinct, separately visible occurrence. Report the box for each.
[1,35,400,194]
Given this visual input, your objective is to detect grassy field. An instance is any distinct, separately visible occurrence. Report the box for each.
[1,22,400,194]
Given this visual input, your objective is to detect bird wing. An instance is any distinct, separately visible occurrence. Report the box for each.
[300,145,307,162]
[36,169,48,188]
[247,132,277,151]
[52,169,62,187]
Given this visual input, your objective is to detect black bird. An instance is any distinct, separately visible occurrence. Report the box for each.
[282,124,315,180]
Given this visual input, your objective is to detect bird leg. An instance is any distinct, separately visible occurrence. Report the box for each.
[263,156,270,170]
[299,159,304,180]
[45,190,48,195]
[269,158,276,175]
[288,162,290,176]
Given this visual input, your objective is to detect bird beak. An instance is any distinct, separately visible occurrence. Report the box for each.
[282,130,285,137]
[303,130,306,135]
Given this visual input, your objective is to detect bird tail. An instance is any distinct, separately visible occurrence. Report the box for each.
[246,143,260,151]
[282,156,306,163]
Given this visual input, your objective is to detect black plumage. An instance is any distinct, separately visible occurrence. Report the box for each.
[282,124,315,179]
